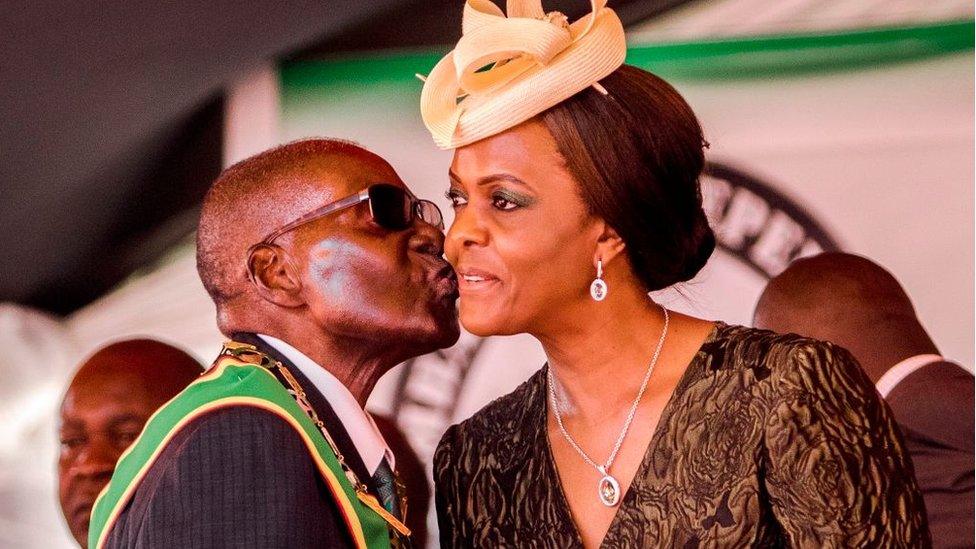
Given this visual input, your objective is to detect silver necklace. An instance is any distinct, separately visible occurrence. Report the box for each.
[547,306,669,507]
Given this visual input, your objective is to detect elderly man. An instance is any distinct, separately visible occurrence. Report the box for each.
[754,252,974,548]
[88,139,459,549]
[58,339,202,548]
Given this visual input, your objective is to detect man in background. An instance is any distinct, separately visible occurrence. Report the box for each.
[754,252,974,548]
[57,339,202,548]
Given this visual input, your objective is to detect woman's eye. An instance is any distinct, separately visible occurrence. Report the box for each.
[491,196,519,211]
[445,189,468,208]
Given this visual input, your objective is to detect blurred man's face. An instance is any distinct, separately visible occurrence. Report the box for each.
[57,369,163,547]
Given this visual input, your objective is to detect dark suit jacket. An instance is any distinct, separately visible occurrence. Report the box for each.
[886,361,974,549]
[104,334,377,548]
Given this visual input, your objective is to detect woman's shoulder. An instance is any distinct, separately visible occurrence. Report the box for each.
[701,322,870,406]
[703,321,857,377]
[434,368,546,467]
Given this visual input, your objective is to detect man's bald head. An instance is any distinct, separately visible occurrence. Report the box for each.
[196,137,459,376]
[65,339,202,402]
[755,253,917,327]
[59,339,202,547]
[754,252,937,380]
[196,138,399,316]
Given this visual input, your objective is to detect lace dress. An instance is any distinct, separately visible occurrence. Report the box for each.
[434,323,930,547]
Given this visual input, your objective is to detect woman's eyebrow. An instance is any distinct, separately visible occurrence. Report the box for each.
[448,171,528,187]
[476,173,527,186]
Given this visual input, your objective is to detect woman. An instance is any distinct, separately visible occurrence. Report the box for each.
[420,1,929,547]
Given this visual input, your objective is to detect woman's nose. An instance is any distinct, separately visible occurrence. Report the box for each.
[445,206,488,263]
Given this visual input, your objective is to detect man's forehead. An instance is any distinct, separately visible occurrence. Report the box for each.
[60,381,154,424]
[302,150,401,191]
[65,368,147,401]
[264,155,404,222]
[61,352,184,411]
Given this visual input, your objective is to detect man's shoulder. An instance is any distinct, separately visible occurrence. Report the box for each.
[168,404,305,453]
[888,360,973,409]
[147,358,316,466]
[107,405,350,548]
[897,360,973,391]
[887,361,974,445]
[138,405,319,492]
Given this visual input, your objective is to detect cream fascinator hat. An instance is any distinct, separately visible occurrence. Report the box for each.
[420,0,626,149]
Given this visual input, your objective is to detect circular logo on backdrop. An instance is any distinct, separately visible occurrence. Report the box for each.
[702,162,839,278]
[388,161,840,460]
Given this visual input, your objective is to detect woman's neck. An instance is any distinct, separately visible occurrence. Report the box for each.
[534,284,668,421]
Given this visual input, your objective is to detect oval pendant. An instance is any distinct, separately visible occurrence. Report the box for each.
[590,278,607,301]
[598,474,621,507]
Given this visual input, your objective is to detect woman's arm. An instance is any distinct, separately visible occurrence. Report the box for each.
[763,341,931,547]
[433,424,465,549]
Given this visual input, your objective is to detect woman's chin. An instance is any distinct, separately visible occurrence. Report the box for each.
[459,316,500,337]
[459,306,514,337]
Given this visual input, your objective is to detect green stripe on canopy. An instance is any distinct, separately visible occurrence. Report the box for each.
[282,19,974,86]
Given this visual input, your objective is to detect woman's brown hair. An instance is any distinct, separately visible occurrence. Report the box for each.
[540,64,714,291]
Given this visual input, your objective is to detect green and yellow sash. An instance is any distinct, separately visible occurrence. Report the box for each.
[88,351,392,549]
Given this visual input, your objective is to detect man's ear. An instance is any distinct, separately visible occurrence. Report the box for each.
[593,221,626,268]
[246,245,306,308]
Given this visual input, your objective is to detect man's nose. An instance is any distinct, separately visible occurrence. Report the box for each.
[71,440,119,479]
[409,217,446,256]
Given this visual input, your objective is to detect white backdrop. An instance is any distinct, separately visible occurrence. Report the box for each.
[279,53,974,367]
[1,13,972,549]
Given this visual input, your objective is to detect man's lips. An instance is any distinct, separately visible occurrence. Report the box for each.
[66,482,106,526]
[431,262,459,299]
[70,499,95,527]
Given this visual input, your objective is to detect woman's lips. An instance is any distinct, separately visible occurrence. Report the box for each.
[456,267,500,293]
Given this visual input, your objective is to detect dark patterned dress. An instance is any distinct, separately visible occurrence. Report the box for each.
[434,323,930,548]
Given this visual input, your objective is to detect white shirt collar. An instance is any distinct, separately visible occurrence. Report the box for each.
[256,334,395,475]
[876,353,944,398]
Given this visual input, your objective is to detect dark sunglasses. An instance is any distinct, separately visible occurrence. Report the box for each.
[258,183,445,245]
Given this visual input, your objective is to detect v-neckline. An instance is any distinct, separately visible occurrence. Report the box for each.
[540,321,723,548]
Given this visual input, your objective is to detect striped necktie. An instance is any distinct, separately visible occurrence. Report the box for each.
[372,457,402,520]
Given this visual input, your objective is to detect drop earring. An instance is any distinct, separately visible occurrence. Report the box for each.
[590,259,607,301]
